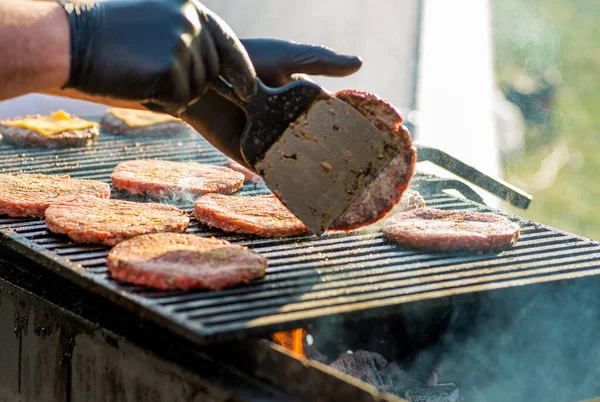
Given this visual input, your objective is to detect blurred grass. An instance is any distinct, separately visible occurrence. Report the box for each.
[492,0,600,240]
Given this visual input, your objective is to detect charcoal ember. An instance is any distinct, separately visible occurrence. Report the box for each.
[330,350,392,390]
[402,384,460,402]
[427,371,439,386]
[426,364,446,386]
[329,350,459,402]
[380,361,422,391]
[302,336,331,365]
[304,344,329,364]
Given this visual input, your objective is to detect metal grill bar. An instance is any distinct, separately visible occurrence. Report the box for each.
[1,128,599,344]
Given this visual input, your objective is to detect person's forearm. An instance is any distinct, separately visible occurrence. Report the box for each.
[42,88,146,111]
[0,1,70,101]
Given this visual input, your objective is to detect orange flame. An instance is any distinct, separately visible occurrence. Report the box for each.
[272,329,306,356]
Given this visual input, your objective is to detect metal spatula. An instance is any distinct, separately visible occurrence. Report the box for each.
[212,77,401,235]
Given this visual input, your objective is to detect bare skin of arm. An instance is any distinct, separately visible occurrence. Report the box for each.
[0,1,70,101]
[42,88,145,111]
[3,0,143,111]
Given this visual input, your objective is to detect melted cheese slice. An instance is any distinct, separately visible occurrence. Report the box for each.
[107,108,182,127]
[1,110,99,137]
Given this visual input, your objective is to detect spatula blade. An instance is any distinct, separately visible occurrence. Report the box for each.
[255,97,400,235]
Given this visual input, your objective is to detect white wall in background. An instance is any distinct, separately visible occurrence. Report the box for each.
[202,0,420,113]
[416,0,501,207]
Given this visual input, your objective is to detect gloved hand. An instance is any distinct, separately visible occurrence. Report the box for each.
[181,39,363,165]
[59,0,256,115]
[240,39,362,87]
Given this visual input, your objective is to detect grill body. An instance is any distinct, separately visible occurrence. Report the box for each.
[3,122,600,401]
[0,121,600,343]
[0,273,292,402]
[0,124,599,346]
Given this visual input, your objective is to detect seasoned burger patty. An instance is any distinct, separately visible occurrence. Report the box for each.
[100,112,193,136]
[107,233,267,290]
[112,159,245,199]
[0,115,99,148]
[194,194,309,237]
[369,189,426,229]
[395,189,426,212]
[45,196,190,246]
[226,158,263,184]
[331,90,416,230]
[0,174,110,217]
[382,208,520,252]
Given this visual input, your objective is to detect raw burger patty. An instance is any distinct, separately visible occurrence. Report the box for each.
[226,158,263,184]
[330,90,417,230]
[382,208,520,252]
[0,174,110,217]
[0,115,98,147]
[112,159,245,199]
[45,196,190,246]
[100,112,193,135]
[107,233,267,290]
[194,194,309,237]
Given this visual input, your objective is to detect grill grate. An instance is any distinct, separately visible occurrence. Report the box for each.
[1,124,600,344]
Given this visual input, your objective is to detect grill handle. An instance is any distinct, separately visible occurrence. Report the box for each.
[415,145,532,209]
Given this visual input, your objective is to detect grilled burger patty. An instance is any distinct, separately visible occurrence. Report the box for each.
[194,194,309,237]
[226,158,263,184]
[0,174,110,217]
[100,112,193,135]
[382,208,520,252]
[107,233,267,290]
[45,196,190,246]
[0,115,99,148]
[112,159,245,200]
[395,189,426,212]
[331,90,417,230]
[369,189,426,230]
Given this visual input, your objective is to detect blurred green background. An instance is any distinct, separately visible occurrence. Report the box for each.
[492,0,600,240]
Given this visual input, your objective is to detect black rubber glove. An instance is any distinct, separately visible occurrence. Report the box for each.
[240,39,363,87]
[59,0,256,115]
[182,39,363,165]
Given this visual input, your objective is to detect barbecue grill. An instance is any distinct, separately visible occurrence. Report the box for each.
[3,121,600,401]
